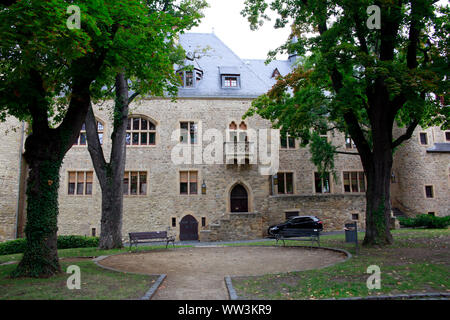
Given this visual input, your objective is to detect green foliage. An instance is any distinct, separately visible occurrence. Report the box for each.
[0,236,100,256]
[398,215,450,229]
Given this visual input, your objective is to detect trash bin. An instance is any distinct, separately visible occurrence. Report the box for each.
[345,222,357,243]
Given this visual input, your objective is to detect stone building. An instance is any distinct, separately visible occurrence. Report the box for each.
[0,33,449,242]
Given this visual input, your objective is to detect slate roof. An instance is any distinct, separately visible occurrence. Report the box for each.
[426,143,450,153]
[176,33,292,98]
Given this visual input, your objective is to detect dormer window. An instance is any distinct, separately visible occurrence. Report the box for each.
[272,68,281,78]
[224,76,238,88]
[177,68,203,88]
[219,66,241,89]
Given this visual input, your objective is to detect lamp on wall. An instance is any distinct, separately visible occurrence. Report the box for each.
[201,180,207,194]
[391,172,396,183]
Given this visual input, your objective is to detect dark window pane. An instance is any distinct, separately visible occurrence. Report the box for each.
[420,133,428,145]
[141,119,147,130]
[172,217,176,227]
[149,122,156,130]
[190,123,197,144]
[425,186,433,198]
[286,173,293,194]
[139,173,147,195]
[132,133,139,145]
[127,118,131,130]
[126,133,131,145]
[130,173,138,195]
[190,182,197,194]
[202,217,206,227]
[280,137,287,149]
[351,172,358,192]
[85,182,92,195]
[77,183,84,195]
[314,173,322,193]
[123,176,129,195]
[180,122,188,143]
[133,118,140,130]
[149,133,156,145]
[323,173,330,193]
[141,133,147,145]
[79,133,87,145]
[180,182,188,194]
[359,172,366,192]
[446,132,450,141]
[185,72,194,87]
[278,173,285,194]
[288,137,295,149]
[68,183,75,195]
[343,172,351,192]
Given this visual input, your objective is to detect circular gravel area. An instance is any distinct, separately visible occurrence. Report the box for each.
[98,246,347,300]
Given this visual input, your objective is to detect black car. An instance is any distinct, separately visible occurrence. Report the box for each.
[267,215,323,237]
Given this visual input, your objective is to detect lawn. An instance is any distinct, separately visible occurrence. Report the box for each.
[0,244,191,300]
[230,228,450,300]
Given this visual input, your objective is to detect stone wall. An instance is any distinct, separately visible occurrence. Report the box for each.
[391,126,450,217]
[0,117,25,241]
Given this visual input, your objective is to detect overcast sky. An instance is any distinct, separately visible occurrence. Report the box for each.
[190,0,292,60]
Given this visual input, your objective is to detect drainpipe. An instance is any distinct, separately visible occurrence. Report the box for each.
[14,121,26,239]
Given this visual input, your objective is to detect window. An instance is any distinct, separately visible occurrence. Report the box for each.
[314,172,330,193]
[74,121,104,145]
[281,135,295,149]
[180,122,198,144]
[345,134,356,149]
[419,132,428,145]
[68,171,93,195]
[352,214,359,220]
[445,131,450,142]
[425,185,434,198]
[177,69,203,88]
[278,172,294,194]
[123,171,147,195]
[202,217,206,227]
[343,172,366,193]
[428,212,435,216]
[180,171,198,195]
[172,217,176,227]
[126,117,156,146]
[224,76,238,87]
[272,68,281,78]
[285,211,299,219]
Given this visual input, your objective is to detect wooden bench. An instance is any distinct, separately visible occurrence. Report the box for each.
[128,231,175,249]
[270,229,321,247]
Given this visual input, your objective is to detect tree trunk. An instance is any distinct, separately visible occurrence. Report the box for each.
[363,151,394,246]
[86,73,129,250]
[13,157,62,278]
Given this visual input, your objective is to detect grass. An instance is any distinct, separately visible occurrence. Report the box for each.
[0,260,158,300]
[0,243,192,300]
[231,228,450,300]
[0,243,192,264]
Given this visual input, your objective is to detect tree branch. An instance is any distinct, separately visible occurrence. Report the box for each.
[391,119,419,149]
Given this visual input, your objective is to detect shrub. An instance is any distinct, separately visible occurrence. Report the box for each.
[0,236,99,256]
[398,214,450,229]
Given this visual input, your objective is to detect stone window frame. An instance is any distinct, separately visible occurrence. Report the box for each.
[418,131,429,146]
[126,115,158,148]
[123,170,148,197]
[344,133,356,149]
[313,171,332,194]
[342,171,366,193]
[179,119,201,146]
[276,171,296,195]
[280,134,297,150]
[73,118,105,147]
[67,170,94,196]
[221,75,241,89]
[424,184,435,199]
[445,130,450,142]
[178,169,201,196]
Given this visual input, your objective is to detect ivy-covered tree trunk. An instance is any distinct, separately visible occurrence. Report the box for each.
[14,158,63,277]
[86,73,129,250]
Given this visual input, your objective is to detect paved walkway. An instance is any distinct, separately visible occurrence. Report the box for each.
[97,245,348,300]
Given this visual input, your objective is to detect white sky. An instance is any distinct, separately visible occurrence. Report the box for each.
[190,0,291,60]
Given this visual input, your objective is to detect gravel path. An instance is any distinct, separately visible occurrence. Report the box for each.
[98,246,347,300]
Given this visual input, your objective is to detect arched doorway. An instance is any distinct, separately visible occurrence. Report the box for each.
[179,215,199,241]
[230,184,248,212]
